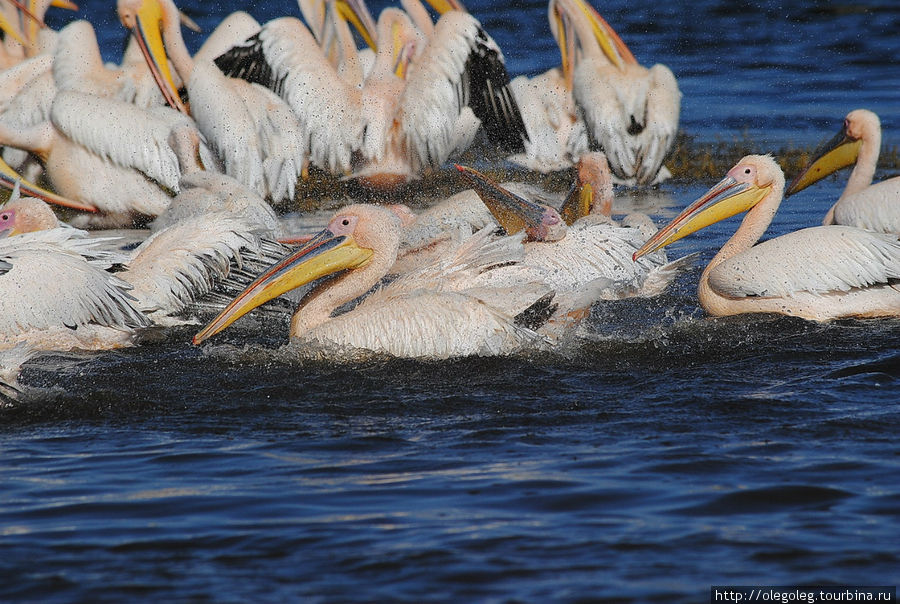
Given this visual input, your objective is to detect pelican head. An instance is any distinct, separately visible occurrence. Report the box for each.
[117,0,187,113]
[455,165,567,242]
[633,155,778,260]
[194,205,393,344]
[0,197,60,235]
[786,109,879,196]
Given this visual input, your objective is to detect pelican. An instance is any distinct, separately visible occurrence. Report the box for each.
[119,0,308,203]
[0,192,290,323]
[512,0,680,185]
[456,155,688,299]
[192,204,593,359]
[212,2,527,190]
[786,109,899,234]
[633,155,900,320]
[0,227,150,352]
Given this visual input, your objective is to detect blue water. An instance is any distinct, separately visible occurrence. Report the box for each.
[3,1,900,602]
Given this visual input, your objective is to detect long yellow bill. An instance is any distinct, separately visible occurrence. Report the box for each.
[0,11,27,46]
[633,176,771,261]
[423,0,467,14]
[0,156,97,212]
[565,0,636,70]
[50,0,79,10]
[785,126,861,196]
[335,0,378,51]
[193,229,373,344]
[127,0,188,114]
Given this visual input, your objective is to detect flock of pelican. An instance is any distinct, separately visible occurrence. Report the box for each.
[0,0,896,387]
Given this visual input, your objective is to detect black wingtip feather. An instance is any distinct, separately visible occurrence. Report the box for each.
[464,27,530,154]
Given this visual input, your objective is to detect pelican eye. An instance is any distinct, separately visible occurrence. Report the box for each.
[0,213,9,221]
[341,219,350,226]
[744,168,751,174]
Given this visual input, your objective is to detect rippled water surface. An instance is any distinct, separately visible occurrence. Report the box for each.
[3,1,899,602]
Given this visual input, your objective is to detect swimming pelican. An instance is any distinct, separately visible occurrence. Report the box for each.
[212,2,527,189]
[786,109,899,234]
[513,0,680,185]
[633,155,900,320]
[0,192,290,323]
[457,156,687,299]
[119,0,308,203]
[0,227,150,352]
[193,204,580,359]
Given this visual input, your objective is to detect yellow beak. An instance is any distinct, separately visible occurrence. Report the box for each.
[785,126,862,196]
[128,0,188,114]
[633,176,771,260]
[50,0,79,10]
[335,0,378,50]
[0,156,97,212]
[0,11,27,46]
[559,182,593,226]
[193,229,373,344]
[423,0,467,14]
[561,0,636,70]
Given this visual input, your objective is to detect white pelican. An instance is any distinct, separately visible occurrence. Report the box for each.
[786,109,899,234]
[192,204,586,359]
[456,156,687,299]
[120,0,313,204]
[634,155,900,320]
[0,227,150,352]
[0,192,290,323]
[513,0,680,185]
[212,3,527,190]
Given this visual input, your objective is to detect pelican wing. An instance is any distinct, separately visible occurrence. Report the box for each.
[0,231,149,335]
[183,61,267,197]
[214,17,361,173]
[121,213,284,317]
[400,11,527,167]
[0,54,53,115]
[525,222,670,295]
[244,83,308,203]
[828,178,900,234]
[0,69,55,131]
[311,288,545,359]
[710,226,900,299]
[574,62,680,185]
[50,90,192,191]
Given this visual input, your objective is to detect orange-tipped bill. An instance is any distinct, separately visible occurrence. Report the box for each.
[0,156,97,212]
[633,174,771,261]
[785,126,861,196]
[193,228,373,344]
[124,0,187,113]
